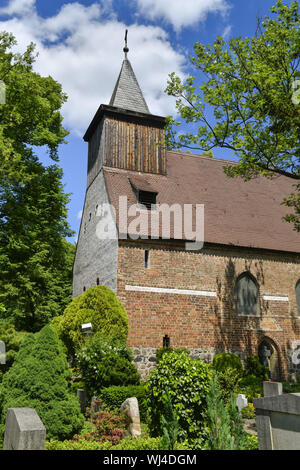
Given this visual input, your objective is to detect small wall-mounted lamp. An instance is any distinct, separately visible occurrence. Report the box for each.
[81,322,92,335]
[163,334,170,348]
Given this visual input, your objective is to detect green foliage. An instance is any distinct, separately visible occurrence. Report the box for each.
[99,385,148,422]
[73,401,127,446]
[164,0,300,230]
[159,391,180,451]
[147,350,212,448]
[244,434,259,450]
[54,286,129,355]
[213,353,243,376]
[239,373,263,403]
[244,355,269,381]
[76,333,140,398]
[45,439,113,450]
[216,368,242,404]
[0,325,84,441]
[45,436,164,451]
[0,32,68,185]
[227,393,248,449]
[0,321,28,381]
[155,346,189,363]
[205,373,235,450]
[0,173,75,330]
[205,374,248,450]
[240,374,262,388]
[0,32,74,331]
[241,404,256,420]
[282,381,300,393]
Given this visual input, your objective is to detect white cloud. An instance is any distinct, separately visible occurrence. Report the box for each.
[135,0,230,31]
[77,210,82,220]
[0,0,36,16]
[0,0,186,135]
[222,24,232,40]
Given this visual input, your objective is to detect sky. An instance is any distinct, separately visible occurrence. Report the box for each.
[0,0,282,242]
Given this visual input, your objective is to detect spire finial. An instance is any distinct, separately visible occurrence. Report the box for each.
[123,29,129,59]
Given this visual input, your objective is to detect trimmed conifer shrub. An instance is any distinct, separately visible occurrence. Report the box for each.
[0,325,84,441]
[212,353,243,376]
[52,286,128,355]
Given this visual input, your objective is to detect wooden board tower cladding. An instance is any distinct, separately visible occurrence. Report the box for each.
[104,116,166,175]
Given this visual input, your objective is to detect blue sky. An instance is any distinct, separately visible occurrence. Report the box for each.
[0,0,282,241]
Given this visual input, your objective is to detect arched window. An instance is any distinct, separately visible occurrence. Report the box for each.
[236,272,259,315]
[296,280,300,315]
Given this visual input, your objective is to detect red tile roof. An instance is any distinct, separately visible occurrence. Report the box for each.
[103,151,300,253]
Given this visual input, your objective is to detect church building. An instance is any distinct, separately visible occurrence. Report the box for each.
[73,39,300,381]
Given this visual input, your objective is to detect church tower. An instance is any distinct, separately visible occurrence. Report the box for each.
[83,31,166,189]
[73,32,166,297]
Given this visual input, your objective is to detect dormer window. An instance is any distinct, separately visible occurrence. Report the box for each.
[138,190,157,210]
[129,177,158,210]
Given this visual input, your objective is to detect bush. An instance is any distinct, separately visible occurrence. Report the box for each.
[244,434,259,450]
[155,347,189,364]
[0,325,84,441]
[76,333,140,398]
[46,436,189,451]
[282,381,300,393]
[46,439,113,450]
[213,353,243,376]
[147,350,212,448]
[239,375,263,402]
[241,404,256,419]
[244,355,269,381]
[216,369,242,404]
[0,322,28,381]
[99,385,148,422]
[239,374,262,388]
[53,286,129,355]
[73,401,127,446]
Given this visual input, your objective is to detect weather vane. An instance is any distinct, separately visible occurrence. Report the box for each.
[123,29,129,59]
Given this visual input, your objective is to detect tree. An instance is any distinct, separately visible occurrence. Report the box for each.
[0,325,84,442]
[205,373,248,450]
[165,0,300,229]
[0,32,74,330]
[0,32,68,185]
[205,373,235,450]
[0,160,75,331]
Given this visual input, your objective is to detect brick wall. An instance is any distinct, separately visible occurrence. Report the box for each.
[117,241,300,380]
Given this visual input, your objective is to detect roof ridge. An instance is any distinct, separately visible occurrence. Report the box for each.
[167,149,239,165]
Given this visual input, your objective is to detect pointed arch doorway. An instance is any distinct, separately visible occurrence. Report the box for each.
[258,338,281,381]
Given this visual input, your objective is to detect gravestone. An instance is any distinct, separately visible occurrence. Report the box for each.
[263,381,282,397]
[77,389,87,414]
[120,397,141,438]
[3,408,46,450]
[236,394,248,411]
[254,382,300,450]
